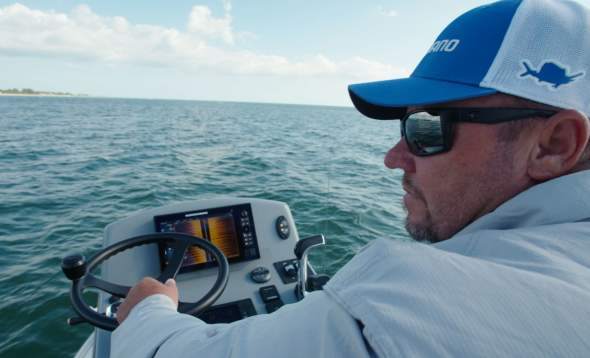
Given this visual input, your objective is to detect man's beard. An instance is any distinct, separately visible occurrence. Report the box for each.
[405,218,442,243]
[402,175,443,243]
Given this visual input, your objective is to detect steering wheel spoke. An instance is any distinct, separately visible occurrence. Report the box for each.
[85,274,131,298]
[157,239,191,282]
[177,302,191,312]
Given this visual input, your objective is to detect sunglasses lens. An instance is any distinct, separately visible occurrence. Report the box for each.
[404,112,445,156]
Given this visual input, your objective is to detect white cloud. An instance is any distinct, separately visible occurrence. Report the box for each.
[0,3,407,81]
[236,30,258,42]
[222,0,232,13]
[378,6,398,17]
[187,5,234,45]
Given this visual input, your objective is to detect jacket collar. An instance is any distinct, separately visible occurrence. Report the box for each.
[453,170,590,237]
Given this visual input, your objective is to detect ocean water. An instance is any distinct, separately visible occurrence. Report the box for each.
[0,96,409,357]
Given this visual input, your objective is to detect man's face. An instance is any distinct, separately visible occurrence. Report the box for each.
[385,94,534,243]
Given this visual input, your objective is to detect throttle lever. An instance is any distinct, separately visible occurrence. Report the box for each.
[294,235,325,300]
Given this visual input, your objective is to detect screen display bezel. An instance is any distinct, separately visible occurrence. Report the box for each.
[154,203,260,274]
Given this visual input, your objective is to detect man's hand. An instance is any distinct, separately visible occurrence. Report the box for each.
[117,277,179,324]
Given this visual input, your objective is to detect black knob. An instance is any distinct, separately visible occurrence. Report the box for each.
[61,254,87,281]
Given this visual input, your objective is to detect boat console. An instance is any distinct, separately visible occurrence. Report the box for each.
[62,198,328,358]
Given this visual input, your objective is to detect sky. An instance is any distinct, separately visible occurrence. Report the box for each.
[1,0,588,106]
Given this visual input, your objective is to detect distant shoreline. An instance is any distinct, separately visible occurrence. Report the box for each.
[0,93,86,97]
[0,88,88,97]
[0,91,351,108]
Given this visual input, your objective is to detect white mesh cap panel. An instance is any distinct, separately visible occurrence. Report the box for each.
[481,0,590,113]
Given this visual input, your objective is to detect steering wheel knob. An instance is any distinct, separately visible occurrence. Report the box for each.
[61,254,87,281]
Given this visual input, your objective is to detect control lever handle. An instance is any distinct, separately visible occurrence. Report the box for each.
[67,305,97,327]
[67,315,88,326]
[294,235,325,300]
[294,235,325,260]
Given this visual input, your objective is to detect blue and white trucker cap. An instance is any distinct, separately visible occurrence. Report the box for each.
[349,0,590,119]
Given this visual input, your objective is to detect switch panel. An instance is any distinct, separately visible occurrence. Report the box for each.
[273,258,299,284]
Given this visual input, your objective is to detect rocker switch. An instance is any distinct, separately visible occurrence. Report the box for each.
[259,285,281,303]
[259,285,284,313]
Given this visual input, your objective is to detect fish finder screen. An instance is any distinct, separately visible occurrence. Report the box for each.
[155,203,260,273]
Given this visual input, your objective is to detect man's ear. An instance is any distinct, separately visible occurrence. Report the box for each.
[527,110,590,181]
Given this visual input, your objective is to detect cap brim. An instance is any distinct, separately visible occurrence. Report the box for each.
[348,77,497,119]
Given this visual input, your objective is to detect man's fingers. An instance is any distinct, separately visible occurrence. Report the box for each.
[116,277,179,325]
[164,278,179,306]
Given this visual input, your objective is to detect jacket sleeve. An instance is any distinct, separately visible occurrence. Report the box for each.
[111,291,373,358]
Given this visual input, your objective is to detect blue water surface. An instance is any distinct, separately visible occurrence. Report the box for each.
[0,96,408,357]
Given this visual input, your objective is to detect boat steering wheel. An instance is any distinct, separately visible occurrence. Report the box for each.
[61,233,229,331]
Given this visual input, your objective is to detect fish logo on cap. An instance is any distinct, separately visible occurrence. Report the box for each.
[520,60,584,89]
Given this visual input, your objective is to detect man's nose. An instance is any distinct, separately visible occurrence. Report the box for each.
[384,139,416,172]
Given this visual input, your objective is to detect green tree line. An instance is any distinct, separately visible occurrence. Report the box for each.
[0,88,75,96]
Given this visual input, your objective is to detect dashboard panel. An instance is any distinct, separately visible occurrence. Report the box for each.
[96,198,304,357]
[100,198,301,315]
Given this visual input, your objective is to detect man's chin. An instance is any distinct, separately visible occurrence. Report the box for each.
[402,193,442,243]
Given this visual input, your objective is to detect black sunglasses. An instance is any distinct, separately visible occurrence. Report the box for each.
[401,108,557,157]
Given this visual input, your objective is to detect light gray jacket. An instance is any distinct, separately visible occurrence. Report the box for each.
[112,170,590,357]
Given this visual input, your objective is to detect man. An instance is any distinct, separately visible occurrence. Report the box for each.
[113,0,590,356]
